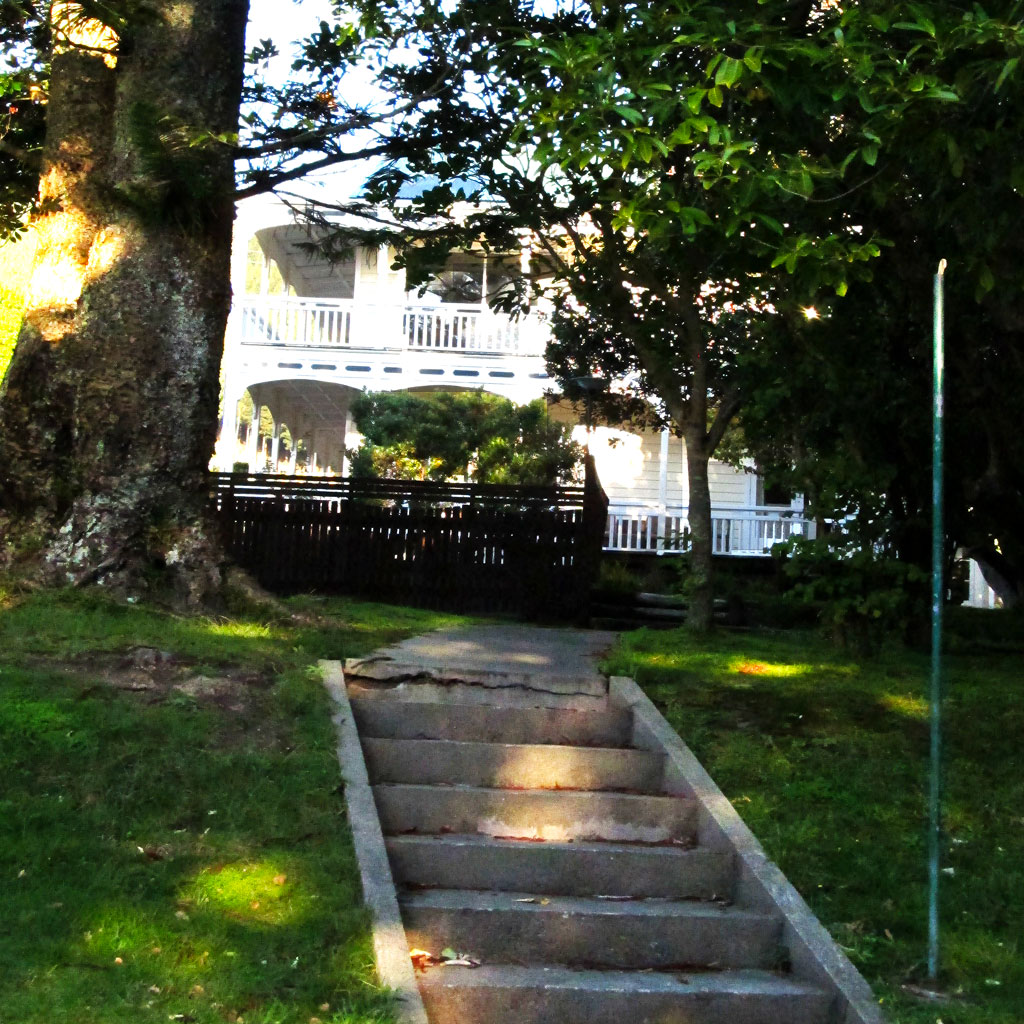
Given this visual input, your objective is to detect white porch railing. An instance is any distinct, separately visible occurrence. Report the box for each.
[403,305,542,353]
[605,504,815,556]
[239,297,356,348]
[236,296,546,356]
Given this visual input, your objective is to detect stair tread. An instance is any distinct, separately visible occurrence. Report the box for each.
[417,964,825,997]
[365,736,648,757]
[350,696,631,746]
[400,887,767,921]
[387,832,706,855]
[374,782,682,801]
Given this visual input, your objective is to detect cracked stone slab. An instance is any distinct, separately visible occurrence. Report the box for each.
[358,623,616,677]
[343,658,608,698]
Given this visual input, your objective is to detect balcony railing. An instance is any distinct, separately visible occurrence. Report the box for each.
[235,296,547,356]
[604,504,815,555]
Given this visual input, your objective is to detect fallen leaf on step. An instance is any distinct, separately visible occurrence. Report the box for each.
[595,895,631,901]
[439,947,480,967]
[514,897,550,905]
[409,949,436,971]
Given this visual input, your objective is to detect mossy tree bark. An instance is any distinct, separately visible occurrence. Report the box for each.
[0,1,249,604]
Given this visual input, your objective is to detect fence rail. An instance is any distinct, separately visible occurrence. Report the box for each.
[605,504,815,555]
[236,297,546,356]
[210,467,606,619]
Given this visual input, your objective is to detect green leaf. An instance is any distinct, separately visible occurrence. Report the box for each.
[613,105,644,125]
[715,57,744,88]
[835,280,848,297]
[743,49,762,72]
[708,86,724,108]
[861,144,879,167]
[978,265,995,293]
[996,57,1019,92]
[680,207,713,227]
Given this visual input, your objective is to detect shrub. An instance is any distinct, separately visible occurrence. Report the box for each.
[776,536,928,650]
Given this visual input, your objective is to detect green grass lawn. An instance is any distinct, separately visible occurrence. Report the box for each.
[0,588,469,1024]
[0,230,35,381]
[604,618,1023,1024]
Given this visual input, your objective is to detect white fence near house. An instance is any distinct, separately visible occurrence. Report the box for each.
[605,504,815,556]
[237,296,546,356]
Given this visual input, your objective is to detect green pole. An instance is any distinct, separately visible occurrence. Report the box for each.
[928,259,947,983]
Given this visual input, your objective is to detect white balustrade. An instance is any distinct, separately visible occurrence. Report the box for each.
[239,297,355,348]
[403,306,543,354]
[605,505,815,556]
[237,296,545,356]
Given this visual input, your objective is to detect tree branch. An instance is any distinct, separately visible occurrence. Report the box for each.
[233,144,393,200]
[0,137,39,168]
[234,91,443,159]
[707,387,743,452]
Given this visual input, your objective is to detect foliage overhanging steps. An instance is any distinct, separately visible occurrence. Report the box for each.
[343,657,882,1024]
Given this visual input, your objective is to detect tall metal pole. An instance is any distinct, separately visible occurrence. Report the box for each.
[928,259,947,983]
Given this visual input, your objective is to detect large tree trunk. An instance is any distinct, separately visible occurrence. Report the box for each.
[682,423,715,632]
[0,1,249,605]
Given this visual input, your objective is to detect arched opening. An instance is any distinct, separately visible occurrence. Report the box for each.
[213,379,362,475]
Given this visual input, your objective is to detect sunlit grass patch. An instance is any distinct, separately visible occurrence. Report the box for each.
[186,861,305,927]
[728,656,810,678]
[203,620,275,640]
[878,692,929,720]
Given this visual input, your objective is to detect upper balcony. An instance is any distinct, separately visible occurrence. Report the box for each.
[235,295,549,357]
[230,213,548,359]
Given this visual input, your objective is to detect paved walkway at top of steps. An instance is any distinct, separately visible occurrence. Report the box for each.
[355,623,618,690]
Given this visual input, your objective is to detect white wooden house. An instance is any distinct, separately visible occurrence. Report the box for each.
[216,196,813,555]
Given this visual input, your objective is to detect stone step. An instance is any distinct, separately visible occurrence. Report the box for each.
[401,888,783,970]
[347,677,607,711]
[350,698,633,748]
[416,964,832,1024]
[362,737,664,792]
[386,834,731,899]
[374,784,695,844]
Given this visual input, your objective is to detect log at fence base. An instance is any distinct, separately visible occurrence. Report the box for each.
[210,470,608,622]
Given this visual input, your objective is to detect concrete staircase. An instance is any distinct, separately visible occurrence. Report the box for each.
[346,670,839,1024]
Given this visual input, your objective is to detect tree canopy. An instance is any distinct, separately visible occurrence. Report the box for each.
[319,0,985,626]
[350,390,582,485]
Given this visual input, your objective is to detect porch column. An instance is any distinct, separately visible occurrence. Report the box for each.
[269,420,282,473]
[247,402,261,472]
[214,385,243,472]
[680,434,690,538]
[657,428,670,553]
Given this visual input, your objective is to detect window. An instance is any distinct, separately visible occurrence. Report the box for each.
[756,474,792,507]
[411,253,522,308]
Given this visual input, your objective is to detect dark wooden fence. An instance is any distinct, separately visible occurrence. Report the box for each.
[209,459,608,620]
